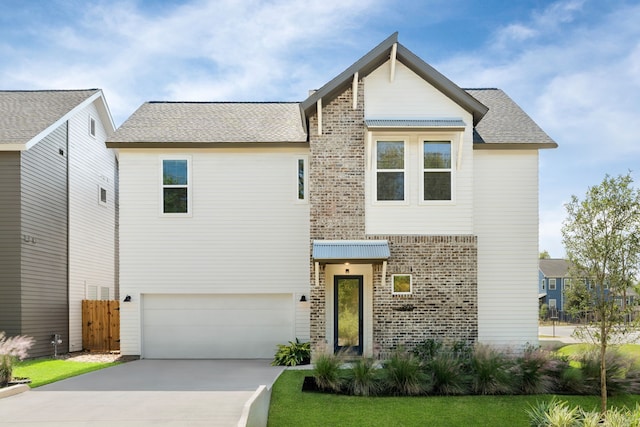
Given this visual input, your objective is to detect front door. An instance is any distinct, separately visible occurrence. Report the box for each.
[334,275,363,355]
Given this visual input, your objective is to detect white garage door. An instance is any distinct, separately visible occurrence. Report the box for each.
[142,294,293,359]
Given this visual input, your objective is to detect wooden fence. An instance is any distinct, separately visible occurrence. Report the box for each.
[82,300,120,352]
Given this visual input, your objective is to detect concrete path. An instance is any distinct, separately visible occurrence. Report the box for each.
[0,359,285,427]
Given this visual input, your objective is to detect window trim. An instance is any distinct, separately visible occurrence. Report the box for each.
[391,274,412,295]
[89,115,97,138]
[160,156,192,217]
[541,280,546,291]
[419,136,455,205]
[549,278,557,290]
[373,139,408,204]
[98,185,107,206]
[295,156,308,203]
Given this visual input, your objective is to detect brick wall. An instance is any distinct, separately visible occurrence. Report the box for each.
[308,82,478,356]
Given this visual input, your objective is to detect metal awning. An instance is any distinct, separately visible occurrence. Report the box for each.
[538,293,547,299]
[312,240,390,263]
[365,119,466,129]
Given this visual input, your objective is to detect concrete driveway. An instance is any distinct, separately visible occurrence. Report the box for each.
[0,359,285,427]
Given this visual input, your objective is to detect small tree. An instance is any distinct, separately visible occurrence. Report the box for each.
[561,173,640,414]
[0,332,34,386]
[539,250,551,259]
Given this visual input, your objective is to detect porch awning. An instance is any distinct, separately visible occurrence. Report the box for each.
[312,240,390,263]
[538,293,547,299]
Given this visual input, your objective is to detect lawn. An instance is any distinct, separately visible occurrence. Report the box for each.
[267,370,640,427]
[12,358,120,388]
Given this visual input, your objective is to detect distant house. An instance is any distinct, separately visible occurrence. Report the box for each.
[108,33,557,359]
[538,258,571,312]
[0,89,118,357]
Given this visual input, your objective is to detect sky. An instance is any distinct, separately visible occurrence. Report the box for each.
[2,0,639,258]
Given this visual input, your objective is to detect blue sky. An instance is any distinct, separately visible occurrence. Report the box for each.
[2,0,639,257]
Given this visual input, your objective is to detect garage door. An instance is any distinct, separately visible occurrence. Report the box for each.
[142,294,293,359]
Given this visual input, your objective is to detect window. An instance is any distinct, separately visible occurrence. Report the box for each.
[89,116,96,137]
[549,278,557,290]
[98,186,107,205]
[162,158,190,214]
[297,157,307,202]
[100,287,110,300]
[541,280,546,291]
[423,141,451,200]
[376,141,405,201]
[564,278,571,290]
[549,299,557,309]
[392,274,412,295]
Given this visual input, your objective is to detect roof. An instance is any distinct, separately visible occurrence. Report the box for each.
[301,32,488,125]
[467,89,557,149]
[107,102,307,147]
[539,259,570,277]
[312,240,390,263]
[0,89,113,150]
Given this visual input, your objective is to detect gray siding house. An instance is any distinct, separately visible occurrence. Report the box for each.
[0,90,117,357]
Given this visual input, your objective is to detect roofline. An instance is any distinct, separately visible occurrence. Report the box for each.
[106,141,310,149]
[300,32,488,126]
[473,142,559,150]
[0,90,116,152]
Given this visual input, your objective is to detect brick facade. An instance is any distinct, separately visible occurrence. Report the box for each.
[309,82,478,356]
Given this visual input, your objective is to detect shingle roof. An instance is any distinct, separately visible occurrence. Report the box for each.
[539,259,570,277]
[466,89,557,148]
[107,102,307,146]
[0,89,100,146]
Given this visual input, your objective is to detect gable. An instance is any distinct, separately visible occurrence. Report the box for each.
[365,60,472,122]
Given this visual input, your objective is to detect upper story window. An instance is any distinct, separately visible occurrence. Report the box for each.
[162,158,190,215]
[296,157,308,202]
[98,186,107,206]
[549,278,557,290]
[541,280,546,291]
[423,141,451,201]
[89,115,96,137]
[376,141,405,201]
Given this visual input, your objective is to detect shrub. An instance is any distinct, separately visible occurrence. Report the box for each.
[412,339,443,360]
[313,352,343,392]
[513,345,555,394]
[382,351,427,396]
[528,400,640,427]
[343,357,381,396]
[272,338,310,366]
[469,344,514,395]
[0,332,34,386]
[526,397,563,427]
[576,349,634,395]
[427,351,468,395]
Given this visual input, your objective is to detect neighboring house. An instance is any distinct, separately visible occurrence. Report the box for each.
[108,33,557,359]
[538,258,570,312]
[539,258,636,318]
[0,89,118,357]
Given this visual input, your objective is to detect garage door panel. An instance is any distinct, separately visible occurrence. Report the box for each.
[142,294,293,359]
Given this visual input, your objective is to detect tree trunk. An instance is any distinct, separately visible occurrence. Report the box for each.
[600,322,607,415]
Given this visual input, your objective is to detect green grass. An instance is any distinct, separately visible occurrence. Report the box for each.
[557,343,640,368]
[12,358,120,388]
[267,370,640,427]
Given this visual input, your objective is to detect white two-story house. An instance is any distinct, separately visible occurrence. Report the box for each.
[108,33,556,359]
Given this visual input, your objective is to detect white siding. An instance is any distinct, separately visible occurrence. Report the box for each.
[363,61,474,234]
[67,101,117,351]
[474,150,539,347]
[119,147,310,355]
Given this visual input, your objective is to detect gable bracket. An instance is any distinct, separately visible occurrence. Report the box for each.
[389,43,397,82]
[352,72,359,110]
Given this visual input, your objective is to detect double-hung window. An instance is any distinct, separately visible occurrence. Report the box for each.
[162,158,190,214]
[376,141,405,201]
[422,141,452,201]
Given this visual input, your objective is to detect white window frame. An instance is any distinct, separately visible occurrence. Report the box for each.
[549,278,557,290]
[564,278,571,290]
[549,299,557,309]
[89,115,97,138]
[374,140,407,204]
[391,274,412,295]
[160,156,192,217]
[295,156,308,203]
[419,136,456,205]
[541,280,545,291]
[98,185,107,206]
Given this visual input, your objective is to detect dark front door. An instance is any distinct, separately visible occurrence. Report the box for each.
[334,275,363,355]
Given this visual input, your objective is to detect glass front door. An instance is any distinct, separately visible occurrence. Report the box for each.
[334,275,363,355]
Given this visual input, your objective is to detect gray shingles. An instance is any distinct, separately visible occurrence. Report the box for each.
[0,90,99,145]
[466,89,557,147]
[107,102,307,144]
[539,259,570,277]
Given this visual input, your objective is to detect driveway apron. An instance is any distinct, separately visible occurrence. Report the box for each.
[0,359,285,427]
